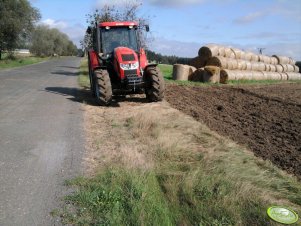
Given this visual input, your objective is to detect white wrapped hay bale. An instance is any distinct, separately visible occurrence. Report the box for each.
[244,52,253,61]
[251,53,259,62]
[280,73,288,80]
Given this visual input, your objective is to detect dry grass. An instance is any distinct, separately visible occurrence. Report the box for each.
[61,97,301,225]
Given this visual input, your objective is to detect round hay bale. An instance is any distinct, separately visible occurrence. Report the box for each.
[172,64,190,81]
[237,59,245,70]
[272,55,290,65]
[280,64,288,72]
[271,56,278,65]
[220,69,235,83]
[207,56,228,69]
[265,64,271,72]
[275,64,284,73]
[252,71,265,80]
[225,47,235,58]
[251,62,259,71]
[190,57,206,69]
[259,55,265,63]
[294,65,299,73]
[227,59,238,70]
[280,73,288,80]
[251,54,259,62]
[231,48,243,59]
[286,72,301,80]
[245,61,252,71]
[257,62,265,71]
[198,44,220,60]
[218,46,226,57]
[203,66,220,83]
[267,72,281,80]
[189,68,204,82]
[269,64,276,72]
[244,52,253,61]
[286,64,295,72]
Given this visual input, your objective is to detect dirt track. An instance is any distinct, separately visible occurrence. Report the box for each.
[165,83,301,179]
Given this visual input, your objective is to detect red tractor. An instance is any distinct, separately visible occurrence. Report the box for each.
[87,21,165,105]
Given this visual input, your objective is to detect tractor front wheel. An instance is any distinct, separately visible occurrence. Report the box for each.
[94,69,112,106]
[144,66,165,102]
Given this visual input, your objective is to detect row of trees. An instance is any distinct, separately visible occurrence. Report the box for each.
[30,26,77,57]
[146,50,192,65]
[0,0,77,59]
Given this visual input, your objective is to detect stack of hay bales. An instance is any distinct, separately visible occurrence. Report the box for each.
[173,44,301,83]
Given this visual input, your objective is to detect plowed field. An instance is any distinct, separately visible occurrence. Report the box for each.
[165,83,301,179]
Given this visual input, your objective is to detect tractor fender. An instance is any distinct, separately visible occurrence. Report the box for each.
[144,64,158,71]
[88,50,101,72]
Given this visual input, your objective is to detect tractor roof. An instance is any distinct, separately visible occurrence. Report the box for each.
[99,21,138,28]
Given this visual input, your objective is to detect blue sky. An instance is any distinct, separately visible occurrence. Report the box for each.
[30,0,301,60]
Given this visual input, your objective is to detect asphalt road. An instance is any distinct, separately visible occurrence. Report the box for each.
[0,57,85,226]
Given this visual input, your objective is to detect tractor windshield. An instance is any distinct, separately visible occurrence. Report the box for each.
[101,27,138,54]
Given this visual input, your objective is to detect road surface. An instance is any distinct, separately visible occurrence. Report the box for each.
[0,57,85,226]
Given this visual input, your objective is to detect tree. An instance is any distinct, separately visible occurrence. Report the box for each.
[30,25,77,57]
[0,0,40,59]
[82,0,149,50]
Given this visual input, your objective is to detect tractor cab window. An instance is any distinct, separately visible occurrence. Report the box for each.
[101,26,138,54]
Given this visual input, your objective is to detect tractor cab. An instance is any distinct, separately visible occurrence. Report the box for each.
[100,22,139,56]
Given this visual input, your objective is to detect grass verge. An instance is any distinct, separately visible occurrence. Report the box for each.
[0,55,48,69]
[59,100,301,225]
[78,57,90,88]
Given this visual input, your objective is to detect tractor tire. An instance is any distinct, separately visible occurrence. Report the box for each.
[88,57,96,97]
[94,69,112,106]
[144,66,165,102]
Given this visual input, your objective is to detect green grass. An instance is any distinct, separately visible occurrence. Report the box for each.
[0,55,48,69]
[59,103,301,225]
[78,58,90,88]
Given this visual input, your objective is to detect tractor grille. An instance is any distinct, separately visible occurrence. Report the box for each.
[122,54,135,61]
[124,69,137,76]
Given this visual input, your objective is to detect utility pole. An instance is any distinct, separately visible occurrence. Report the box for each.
[258,48,265,55]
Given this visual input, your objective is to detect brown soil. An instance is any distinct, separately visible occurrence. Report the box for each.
[165,83,301,179]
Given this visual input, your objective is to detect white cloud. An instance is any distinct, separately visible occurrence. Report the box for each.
[147,0,203,7]
[40,19,85,47]
[94,0,141,8]
[233,11,266,24]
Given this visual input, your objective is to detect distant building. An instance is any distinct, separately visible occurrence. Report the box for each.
[14,49,30,55]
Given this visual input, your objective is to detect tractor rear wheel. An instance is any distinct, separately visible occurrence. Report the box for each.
[144,66,165,102]
[94,69,112,106]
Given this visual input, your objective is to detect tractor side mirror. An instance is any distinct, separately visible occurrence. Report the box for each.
[86,26,92,34]
[145,25,150,32]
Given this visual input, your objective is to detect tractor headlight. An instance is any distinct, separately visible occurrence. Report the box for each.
[120,62,139,70]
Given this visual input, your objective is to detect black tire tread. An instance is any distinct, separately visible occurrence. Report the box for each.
[145,66,165,102]
[94,69,112,106]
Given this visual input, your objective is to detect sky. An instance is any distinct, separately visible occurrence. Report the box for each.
[29,0,301,60]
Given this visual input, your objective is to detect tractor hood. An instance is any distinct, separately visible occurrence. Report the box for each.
[114,47,140,79]
[114,47,138,64]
